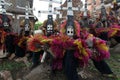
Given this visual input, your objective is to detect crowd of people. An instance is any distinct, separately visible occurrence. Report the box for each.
[0,2,120,80]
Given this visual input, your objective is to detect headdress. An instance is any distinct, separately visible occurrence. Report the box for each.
[60,20,80,37]
[42,19,58,36]
[20,19,33,29]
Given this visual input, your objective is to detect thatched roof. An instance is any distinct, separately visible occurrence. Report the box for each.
[5,0,33,14]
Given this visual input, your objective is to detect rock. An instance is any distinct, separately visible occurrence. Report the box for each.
[16,79,22,80]
[113,44,120,53]
[118,59,120,62]
[24,63,51,80]
[110,44,120,53]
[0,70,13,80]
[78,70,93,79]
[14,57,31,68]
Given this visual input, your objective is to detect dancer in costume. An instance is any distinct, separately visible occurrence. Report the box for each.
[29,15,58,69]
[0,14,8,52]
[56,0,89,80]
[60,19,81,80]
[14,29,28,58]
[0,14,17,60]
[107,2,120,47]
[78,0,116,78]
[0,26,6,52]
[14,19,33,59]
[29,0,60,69]
[43,0,91,79]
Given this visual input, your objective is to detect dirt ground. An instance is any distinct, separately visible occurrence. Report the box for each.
[0,47,120,80]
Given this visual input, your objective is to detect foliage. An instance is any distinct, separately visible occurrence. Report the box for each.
[0,60,25,71]
[34,21,43,30]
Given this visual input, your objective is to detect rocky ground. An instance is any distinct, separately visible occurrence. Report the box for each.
[0,44,120,80]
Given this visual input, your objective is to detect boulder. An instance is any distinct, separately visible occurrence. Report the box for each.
[24,64,51,80]
[110,44,120,53]
[0,70,13,80]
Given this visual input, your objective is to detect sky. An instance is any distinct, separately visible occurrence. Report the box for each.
[33,0,85,22]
